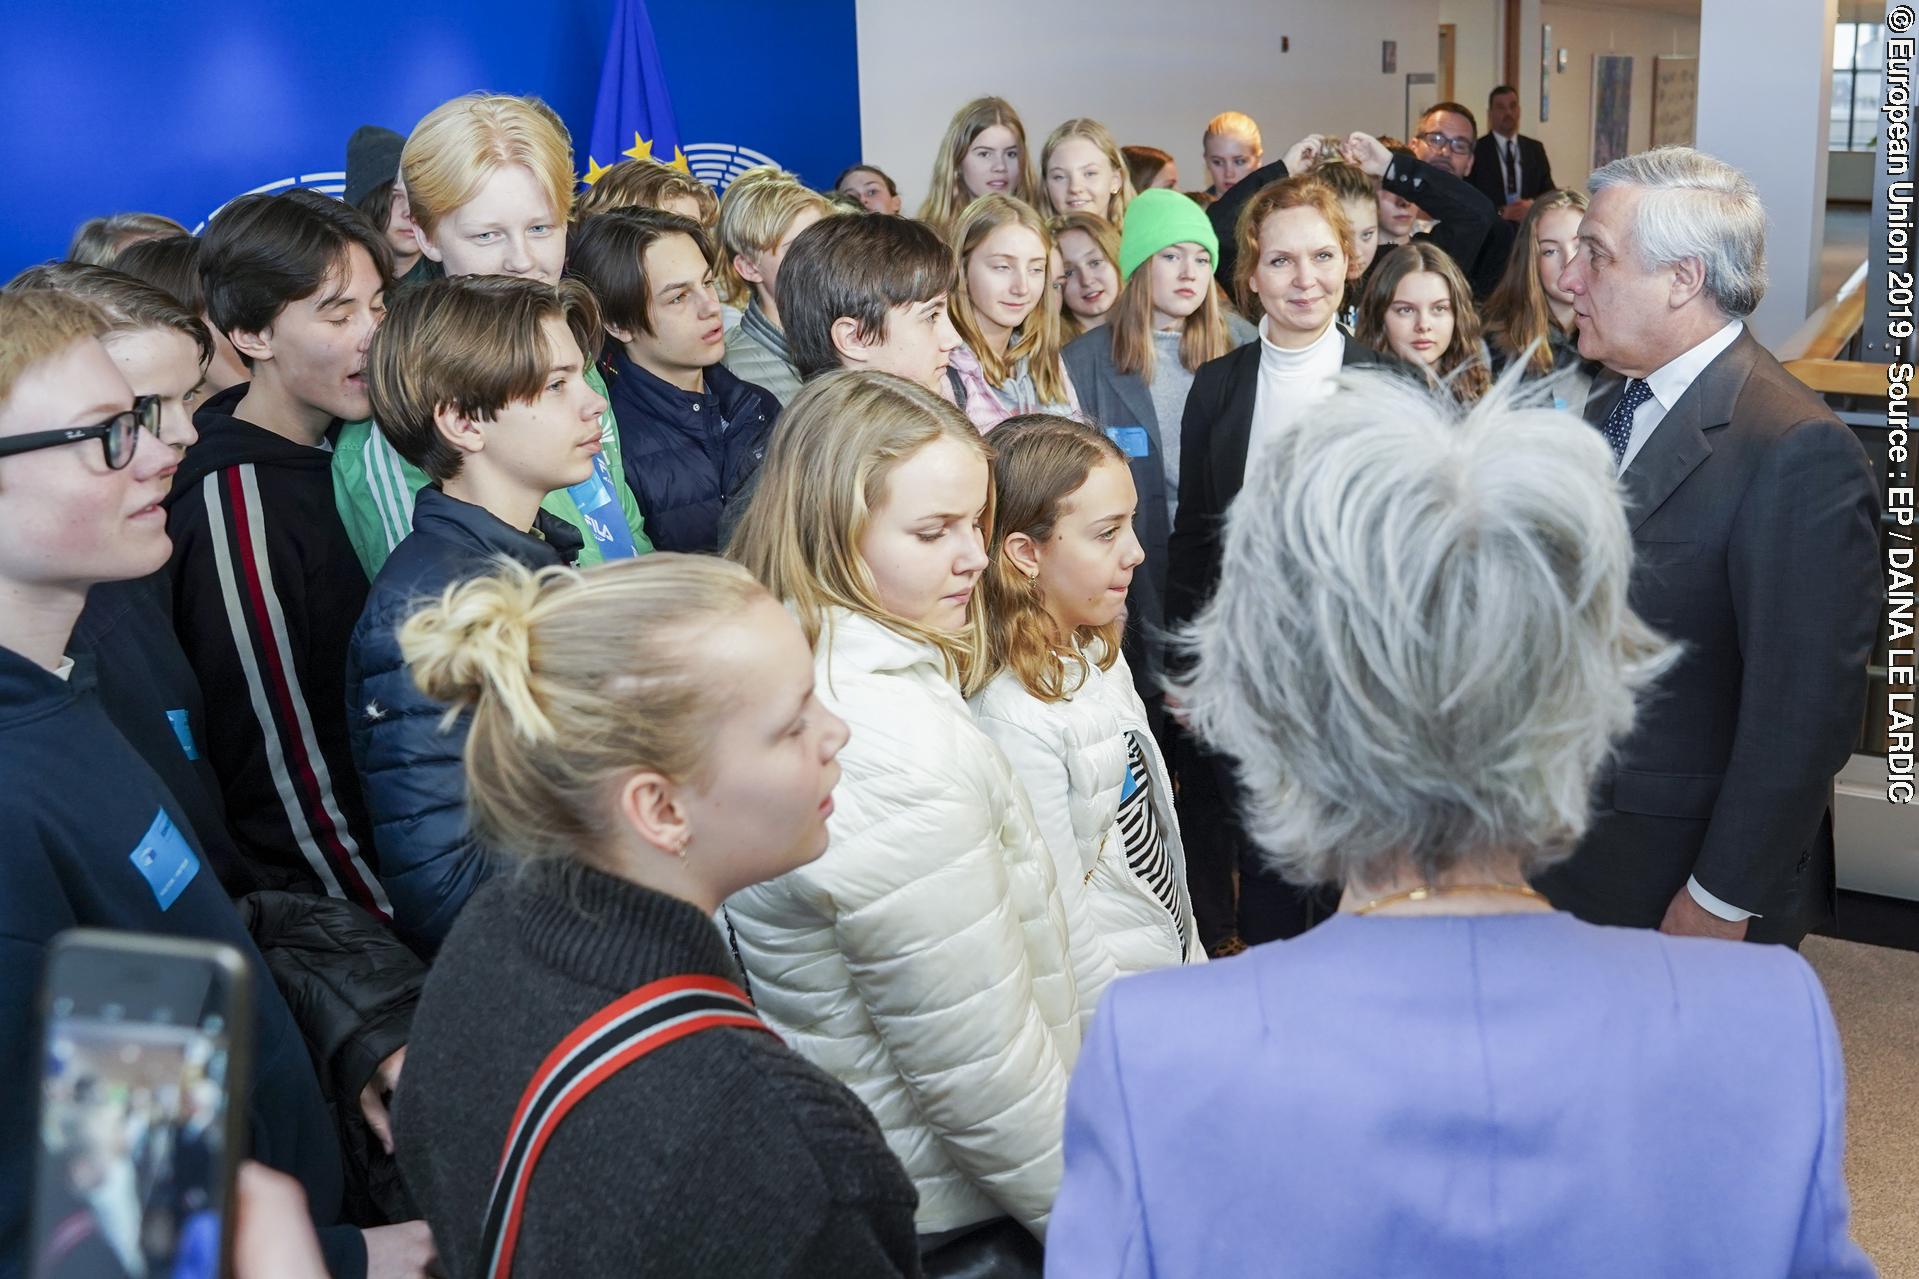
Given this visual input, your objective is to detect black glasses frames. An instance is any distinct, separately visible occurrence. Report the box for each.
[0,395,160,470]
[1416,132,1475,156]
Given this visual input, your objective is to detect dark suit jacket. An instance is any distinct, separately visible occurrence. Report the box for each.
[1470,133,1556,206]
[1533,329,1881,945]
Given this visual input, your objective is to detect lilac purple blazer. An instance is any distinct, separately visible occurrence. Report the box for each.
[1048,910,1874,1278]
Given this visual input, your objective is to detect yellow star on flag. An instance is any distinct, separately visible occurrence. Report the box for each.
[623,133,656,162]
[669,147,690,173]
[582,156,615,186]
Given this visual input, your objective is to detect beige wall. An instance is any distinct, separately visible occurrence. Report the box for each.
[856,0,1450,212]
[1533,0,1701,189]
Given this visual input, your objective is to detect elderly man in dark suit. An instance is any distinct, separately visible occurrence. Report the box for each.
[1532,146,1881,947]
[1470,85,1556,222]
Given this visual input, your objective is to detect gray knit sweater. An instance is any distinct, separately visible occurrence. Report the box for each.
[395,863,921,1277]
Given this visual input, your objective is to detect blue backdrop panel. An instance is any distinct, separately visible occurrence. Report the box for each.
[0,0,860,279]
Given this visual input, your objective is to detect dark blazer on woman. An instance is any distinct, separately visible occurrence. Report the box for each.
[1166,335,1401,633]
[1165,333,1405,949]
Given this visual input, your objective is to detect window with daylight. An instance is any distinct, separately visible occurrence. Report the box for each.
[1832,22,1885,152]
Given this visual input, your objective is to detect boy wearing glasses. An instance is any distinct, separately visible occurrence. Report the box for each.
[165,188,394,917]
[0,288,381,1278]
[3,261,257,894]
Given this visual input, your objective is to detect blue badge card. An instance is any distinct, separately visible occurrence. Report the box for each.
[1104,426,1152,459]
[166,708,199,760]
[128,808,199,910]
[1120,767,1140,803]
[566,452,639,560]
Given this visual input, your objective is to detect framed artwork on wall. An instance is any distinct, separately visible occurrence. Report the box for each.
[1652,55,1698,147]
[1591,54,1634,169]
[1540,24,1553,122]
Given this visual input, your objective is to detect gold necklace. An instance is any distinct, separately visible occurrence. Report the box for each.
[1353,882,1551,916]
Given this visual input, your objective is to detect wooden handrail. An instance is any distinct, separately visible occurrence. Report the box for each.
[1777,260,1869,363]
[1782,357,1893,398]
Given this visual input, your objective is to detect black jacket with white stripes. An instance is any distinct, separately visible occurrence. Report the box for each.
[165,382,389,918]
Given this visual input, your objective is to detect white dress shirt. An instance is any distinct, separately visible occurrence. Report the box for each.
[1492,132,1523,202]
[1616,319,1742,475]
[1614,318,1753,921]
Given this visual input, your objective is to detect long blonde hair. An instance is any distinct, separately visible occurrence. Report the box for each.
[1107,257,1234,384]
[727,371,997,692]
[1483,189,1590,376]
[1355,242,1492,403]
[949,195,1070,404]
[1040,118,1135,225]
[978,414,1127,700]
[917,97,1040,233]
[398,555,767,867]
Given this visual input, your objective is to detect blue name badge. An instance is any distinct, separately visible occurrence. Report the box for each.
[166,708,199,760]
[128,809,199,911]
[565,451,639,560]
[1104,426,1152,459]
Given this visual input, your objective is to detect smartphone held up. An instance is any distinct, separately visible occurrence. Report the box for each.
[29,931,251,1279]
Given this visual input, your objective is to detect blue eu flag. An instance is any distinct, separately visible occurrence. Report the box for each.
[584,0,686,181]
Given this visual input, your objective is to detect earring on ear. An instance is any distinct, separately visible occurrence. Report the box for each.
[675,832,692,859]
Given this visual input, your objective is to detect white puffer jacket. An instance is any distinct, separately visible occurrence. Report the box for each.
[723,608,1117,1239]
[972,645,1205,975]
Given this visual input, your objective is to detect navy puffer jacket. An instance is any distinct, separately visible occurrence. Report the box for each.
[343,487,581,954]
[602,347,777,553]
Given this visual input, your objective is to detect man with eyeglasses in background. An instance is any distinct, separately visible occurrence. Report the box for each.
[1348,102,1517,300]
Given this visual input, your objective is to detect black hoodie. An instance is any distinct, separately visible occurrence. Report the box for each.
[164,383,388,919]
[0,646,362,1279]
[70,570,256,895]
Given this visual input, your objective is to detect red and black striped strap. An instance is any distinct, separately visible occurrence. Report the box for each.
[478,974,773,1279]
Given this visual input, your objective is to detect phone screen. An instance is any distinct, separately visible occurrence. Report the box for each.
[31,943,241,1279]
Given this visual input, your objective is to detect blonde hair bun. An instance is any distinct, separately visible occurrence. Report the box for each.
[400,561,565,744]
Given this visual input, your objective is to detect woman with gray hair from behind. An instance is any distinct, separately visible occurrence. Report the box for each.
[1045,373,1875,1278]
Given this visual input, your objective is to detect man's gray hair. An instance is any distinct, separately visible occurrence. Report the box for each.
[1174,370,1678,891]
[1589,146,1768,317]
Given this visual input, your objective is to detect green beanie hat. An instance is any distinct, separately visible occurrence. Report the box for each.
[1118,188,1221,280]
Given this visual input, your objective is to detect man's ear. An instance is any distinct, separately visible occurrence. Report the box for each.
[433,403,486,456]
[228,325,274,365]
[1668,255,1708,309]
[734,251,766,286]
[830,315,871,366]
[604,320,636,346]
